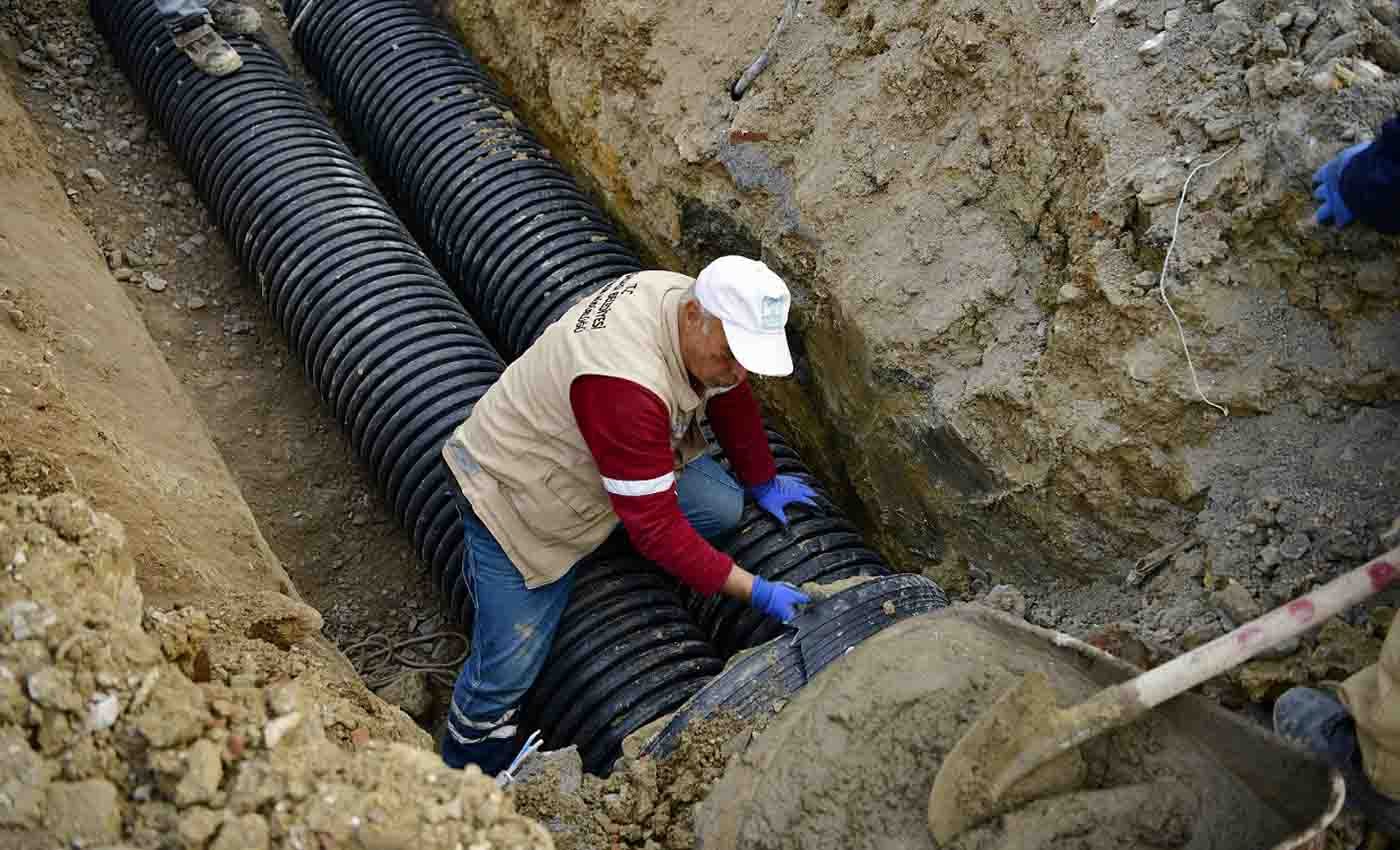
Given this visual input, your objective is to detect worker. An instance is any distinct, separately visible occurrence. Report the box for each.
[439,256,818,774]
[158,0,260,77]
[1311,114,1399,235]
[1275,612,1400,836]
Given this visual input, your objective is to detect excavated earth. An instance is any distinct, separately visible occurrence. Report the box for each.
[445,0,1400,635]
[0,0,1397,847]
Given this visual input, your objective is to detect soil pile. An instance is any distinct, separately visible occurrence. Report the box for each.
[695,607,1331,850]
[0,491,552,849]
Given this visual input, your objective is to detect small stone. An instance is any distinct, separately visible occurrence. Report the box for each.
[1210,19,1252,54]
[1212,1,1246,20]
[350,726,370,748]
[263,711,303,748]
[105,249,123,269]
[1056,284,1085,304]
[178,239,199,257]
[211,813,269,850]
[45,780,121,844]
[87,692,120,730]
[129,124,150,144]
[44,42,65,63]
[4,307,23,330]
[1137,31,1168,62]
[1272,11,1293,28]
[1258,545,1282,570]
[1279,532,1311,561]
[1256,635,1301,660]
[178,807,224,848]
[1204,117,1241,141]
[82,168,109,191]
[982,584,1027,619]
[143,272,168,292]
[107,138,131,155]
[3,600,57,641]
[27,668,82,712]
[374,671,432,719]
[188,295,207,310]
[1180,621,1223,650]
[1212,580,1262,626]
[17,50,44,73]
[1261,487,1283,510]
[113,267,134,282]
[1265,59,1304,95]
[176,181,195,198]
[158,191,175,205]
[175,739,224,805]
[1164,7,1185,28]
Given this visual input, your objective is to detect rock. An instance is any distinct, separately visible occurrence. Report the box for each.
[1137,31,1168,63]
[1211,1,1246,20]
[1210,19,1252,54]
[158,191,175,205]
[45,779,122,844]
[511,745,584,796]
[87,692,121,730]
[176,181,195,198]
[1261,59,1302,96]
[1256,635,1302,661]
[1272,11,1293,28]
[4,600,57,641]
[131,670,207,748]
[178,807,225,848]
[1279,532,1310,561]
[0,727,53,827]
[105,249,123,269]
[210,813,270,850]
[82,168,109,191]
[375,671,433,718]
[1163,7,1185,28]
[142,272,168,293]
[245,593,322,649]
[1212,580,1262,625]
[263,711,303,748]
[27,667,83,712]
[187,295,207,310]
[113,267,134,281]
[1258,545,1281,571]
[982,584,1027,619]
[1204,117,1240,141]
[175,739,224,805]
[1056,284,1085,304]
[1180,621,1223,650]
[1136,158,1184,205]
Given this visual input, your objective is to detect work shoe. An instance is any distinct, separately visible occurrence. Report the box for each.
[1274,687,1400,838]
[207,0,262,34]
[170,14,241,77]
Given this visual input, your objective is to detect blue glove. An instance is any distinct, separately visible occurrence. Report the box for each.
[1313,142,1370,228]
[750,576,809,623]
[748,474,818,527]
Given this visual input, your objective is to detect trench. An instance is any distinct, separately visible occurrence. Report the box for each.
[90,0,947,775]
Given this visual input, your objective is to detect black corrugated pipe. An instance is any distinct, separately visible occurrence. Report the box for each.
[89,1,722,775]
[281,0,949,768]
[283,0,640,357]
[89,0,502,624]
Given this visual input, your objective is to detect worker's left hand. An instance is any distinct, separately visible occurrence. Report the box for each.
[748,474,818,526]
[1312,142,1370,229]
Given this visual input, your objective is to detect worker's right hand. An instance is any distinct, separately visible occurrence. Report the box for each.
[1312,142,1370,229]
[750,576,809,623]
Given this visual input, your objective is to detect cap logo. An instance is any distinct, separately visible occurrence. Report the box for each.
[759,295,786,331]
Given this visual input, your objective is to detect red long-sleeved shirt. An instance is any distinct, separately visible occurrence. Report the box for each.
[570,375,777,594]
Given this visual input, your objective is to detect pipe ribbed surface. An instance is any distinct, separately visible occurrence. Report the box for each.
[88,0,504,625]
[283,0,640,357]
[281,0,948,770]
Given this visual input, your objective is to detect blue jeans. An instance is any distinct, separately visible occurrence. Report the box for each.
[441,454,742,773]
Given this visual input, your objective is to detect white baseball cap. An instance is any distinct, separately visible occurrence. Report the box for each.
[694,256,794,376]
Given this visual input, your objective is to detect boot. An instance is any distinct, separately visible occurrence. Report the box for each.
[1274,687,1400,838]
[207,0,262,34]
[170,13,241,77]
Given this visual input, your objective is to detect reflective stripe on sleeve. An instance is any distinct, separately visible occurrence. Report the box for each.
[601,471,676,497]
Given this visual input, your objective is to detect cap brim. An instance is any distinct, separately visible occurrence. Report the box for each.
[723,321,793,377]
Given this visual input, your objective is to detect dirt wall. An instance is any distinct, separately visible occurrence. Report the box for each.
[443,0,1400,599]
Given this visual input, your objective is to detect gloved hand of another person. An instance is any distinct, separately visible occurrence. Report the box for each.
[1313,142,1371,228]
[750,576,809,623]
[748,474,818,526]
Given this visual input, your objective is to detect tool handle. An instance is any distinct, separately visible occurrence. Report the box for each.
[1133,545,1400,709]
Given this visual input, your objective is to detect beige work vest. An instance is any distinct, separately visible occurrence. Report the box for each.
[442,271,711,588]
[1336,610,1400,797]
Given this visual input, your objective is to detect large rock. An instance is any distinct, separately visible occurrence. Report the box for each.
[445,0,1400,589]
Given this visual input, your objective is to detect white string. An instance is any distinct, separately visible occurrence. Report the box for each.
[495,729,543,788]
[1156,145,1237,417]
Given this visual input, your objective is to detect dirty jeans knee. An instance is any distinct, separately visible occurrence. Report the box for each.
[676,455,743,544]
[442,510,575,774]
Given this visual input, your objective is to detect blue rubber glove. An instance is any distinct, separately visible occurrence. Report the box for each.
[748,474,818,527]
[750,576,809,623]
[1312,142,1370,228]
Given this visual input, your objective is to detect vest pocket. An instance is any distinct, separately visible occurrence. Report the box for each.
[529,464,607,532]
